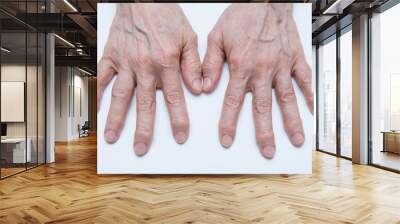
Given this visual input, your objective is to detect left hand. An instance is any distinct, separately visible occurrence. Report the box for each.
[98,4,202,156]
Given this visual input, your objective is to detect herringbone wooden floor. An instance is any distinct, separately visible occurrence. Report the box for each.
[1,135,400,224]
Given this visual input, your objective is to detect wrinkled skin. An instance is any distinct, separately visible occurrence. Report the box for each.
[97,4,202,156]
[202,4,314,159]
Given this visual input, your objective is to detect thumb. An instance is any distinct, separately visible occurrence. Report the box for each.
[202,30,225,93]
[181,32,203,95]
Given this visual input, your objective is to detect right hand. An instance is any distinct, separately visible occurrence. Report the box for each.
[202,4,313,158]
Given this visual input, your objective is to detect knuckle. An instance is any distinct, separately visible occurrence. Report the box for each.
[278,89,296,103]
[171,118,189,130]
[256,132,274,144]
[219,125,235,135]
[190,62,202,74]
[163,48,180,60]
[138,94,154,111]
[224,94,242,109]
[295,61,312,78]
[202,61,217,75]
[112,86,132,101]
[184,58,201,74]
[135,130,151,141]
[301,78,312,88]
[254,58,269,72]
[306,95,314,103]
[98,77,106,89]
[154,50,179,69]
[254,64,267,74]
[98,76,113,92]
[229,55,242,69]
[284,118,302,131]
[254,98,272,114]
[165,90,183,105]
[109,117,123,129]
[98,65,113,85]
[229,62,250,81]
[137,77,156,88]
[300,72,312,85]
[233,70,249,81]
[296,59,311,72]
[136,54,152,66]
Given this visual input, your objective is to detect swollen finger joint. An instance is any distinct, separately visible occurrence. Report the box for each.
[254,98,272,114]
[278,90,295,104]
[224,95,242,109]
[138,95,154,111]
[165,90,182,105]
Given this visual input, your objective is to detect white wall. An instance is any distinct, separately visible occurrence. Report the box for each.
[71,72,89,138]
[54,67,89,141]
[55,67,69,141]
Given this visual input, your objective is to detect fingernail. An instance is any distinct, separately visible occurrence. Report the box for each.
[134,143,147,156]
[262,145,275,159]
[192,78,202,93]
[174,132,187,144]
[291,132,304,147]
[221,135,233,148]
[203,77,212,90]
[105,130,118,143]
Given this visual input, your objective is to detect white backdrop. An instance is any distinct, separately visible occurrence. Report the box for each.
[97,3,313,174]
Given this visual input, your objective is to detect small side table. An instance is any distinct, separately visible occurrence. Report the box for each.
[381,131,400,155]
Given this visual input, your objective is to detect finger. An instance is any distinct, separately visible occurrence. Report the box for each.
[252,81,275,159]
[202,30,225,93]
[134,78,156,156]
[274,71,305,147]
[292,57,314,114]
[97,57,116,111]
[181,33,202,94]
[161,68,190,144]
[104,69,135,143]
[219,75,247,148]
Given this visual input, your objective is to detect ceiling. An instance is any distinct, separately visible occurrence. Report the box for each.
[0,0,98,74]
[311,0,394,44]
[0,0,398,75]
